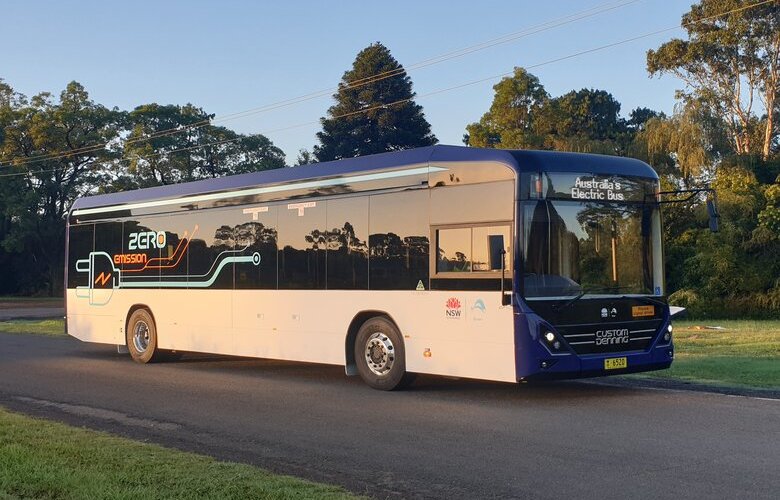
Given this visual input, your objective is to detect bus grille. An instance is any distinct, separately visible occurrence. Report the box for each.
[555,319,663,355]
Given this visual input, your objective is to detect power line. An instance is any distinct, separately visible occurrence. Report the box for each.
[0,0,640,169]
[0,0,774,180]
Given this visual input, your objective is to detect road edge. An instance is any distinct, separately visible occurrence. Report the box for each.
[590,375,780,400]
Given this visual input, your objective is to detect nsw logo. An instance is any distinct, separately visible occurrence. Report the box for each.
[445,297,462,319]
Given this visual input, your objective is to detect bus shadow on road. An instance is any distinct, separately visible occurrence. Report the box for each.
[406,374,640,402]
[67,345,644,403]
[161,351,641,402]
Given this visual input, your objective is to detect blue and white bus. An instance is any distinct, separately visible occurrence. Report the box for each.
[66,145,690,390]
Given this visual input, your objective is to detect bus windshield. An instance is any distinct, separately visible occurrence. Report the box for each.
[522,199,660,299]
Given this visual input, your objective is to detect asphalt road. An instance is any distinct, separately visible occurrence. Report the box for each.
[1,333,778,499]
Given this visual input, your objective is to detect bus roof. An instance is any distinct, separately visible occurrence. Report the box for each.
[71,145,657,212]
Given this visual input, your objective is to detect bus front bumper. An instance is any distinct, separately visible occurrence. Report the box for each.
[516,339,674,381]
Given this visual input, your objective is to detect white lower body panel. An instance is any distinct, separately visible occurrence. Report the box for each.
[66,289,517,383]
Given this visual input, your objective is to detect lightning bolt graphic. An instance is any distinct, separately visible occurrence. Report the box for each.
[94,272,111,286]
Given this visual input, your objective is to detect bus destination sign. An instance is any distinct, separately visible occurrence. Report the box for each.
[543,172,655,203]
[571,177,625,201]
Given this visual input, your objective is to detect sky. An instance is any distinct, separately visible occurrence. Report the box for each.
[1,0,695,163]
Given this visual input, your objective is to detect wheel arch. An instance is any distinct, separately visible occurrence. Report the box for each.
[344,310,401,376]
[125,304,155,337]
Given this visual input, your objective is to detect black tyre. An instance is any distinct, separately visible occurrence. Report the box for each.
[126,308,161,363]
[355,317,414,390]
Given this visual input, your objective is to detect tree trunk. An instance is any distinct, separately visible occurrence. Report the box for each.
[764,107,774,161]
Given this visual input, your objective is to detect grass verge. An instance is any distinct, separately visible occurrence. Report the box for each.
[0,407,358,499]
[0,319,65,336]
[633,320,780,389]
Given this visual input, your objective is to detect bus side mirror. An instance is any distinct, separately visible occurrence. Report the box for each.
[706,197,720,233]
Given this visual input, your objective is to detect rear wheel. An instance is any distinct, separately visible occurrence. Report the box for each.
[355,317,414,390]
[126,308,161,363]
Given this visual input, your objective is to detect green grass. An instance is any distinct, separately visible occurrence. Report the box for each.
[0,407,359,500]
[0,319,65,336]
[635,320,780,389]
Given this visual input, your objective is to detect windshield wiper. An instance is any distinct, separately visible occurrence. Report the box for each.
[553,285,635,312]
[619,295,666,307]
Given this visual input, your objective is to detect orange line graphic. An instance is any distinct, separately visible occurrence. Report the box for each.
[122,225,199,273]
[94,272,111,286]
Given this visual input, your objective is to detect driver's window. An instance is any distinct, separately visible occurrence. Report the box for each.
[434,224,511,276]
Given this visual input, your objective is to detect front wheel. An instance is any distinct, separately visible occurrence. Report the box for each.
[355,317,414,390]
[126,308,161,363]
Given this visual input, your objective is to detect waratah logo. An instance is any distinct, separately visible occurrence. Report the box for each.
[445,297,462,318]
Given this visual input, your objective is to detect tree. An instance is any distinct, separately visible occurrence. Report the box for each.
[295,148,316,166]
[119,104,285,189]
[632,100,731,182]
[536,88,628,154]
[0,81,124,294]
[647,0,780,159]
[314,42,436,161]
[465,69,635,155]
[464,67,548,149]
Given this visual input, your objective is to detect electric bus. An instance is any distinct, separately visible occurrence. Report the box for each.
[66,145,687,390]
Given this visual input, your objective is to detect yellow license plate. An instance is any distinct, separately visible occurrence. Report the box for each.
[604,357,627,370]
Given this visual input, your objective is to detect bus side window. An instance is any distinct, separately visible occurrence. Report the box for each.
[67,223,94,289]
[326,197,368,290]
[234,205,278,290]
[368,190,430,290]
[278,200,326,290]
[434,225,511,274]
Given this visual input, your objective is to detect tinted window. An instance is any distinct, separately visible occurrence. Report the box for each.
[436,228,471,272]
[278,200,326,289]
[234,205,278,290]
[185,209,235,290]
[327,197,368,289]
[121,217,161,288]
[151,214,194,286]
[435,225,511,274]
[473,226,510,271]
[67,224,94,289]
[369,190,429,290]
[89,222,124,290]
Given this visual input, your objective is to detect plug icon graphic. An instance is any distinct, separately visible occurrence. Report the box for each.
[75,251,121,305]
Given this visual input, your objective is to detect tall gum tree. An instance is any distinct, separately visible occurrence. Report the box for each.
[647,0,779,159]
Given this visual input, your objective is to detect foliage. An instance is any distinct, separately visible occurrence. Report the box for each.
[465,67,640,155]
[465,68,548,149]
[314,42,436,161]
[664,157,780,318]
[118,103,285,189]
[0,81,124,294]
[646,0,780,159]
[631,100,731,181]
[0,80,286,295]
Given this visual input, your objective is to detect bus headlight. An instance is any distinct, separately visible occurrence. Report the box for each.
[663,324,673,342]
[542,330,563,351]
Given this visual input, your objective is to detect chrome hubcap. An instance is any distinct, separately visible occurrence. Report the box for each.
[365,332,395,376]
[133,320,151,353]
